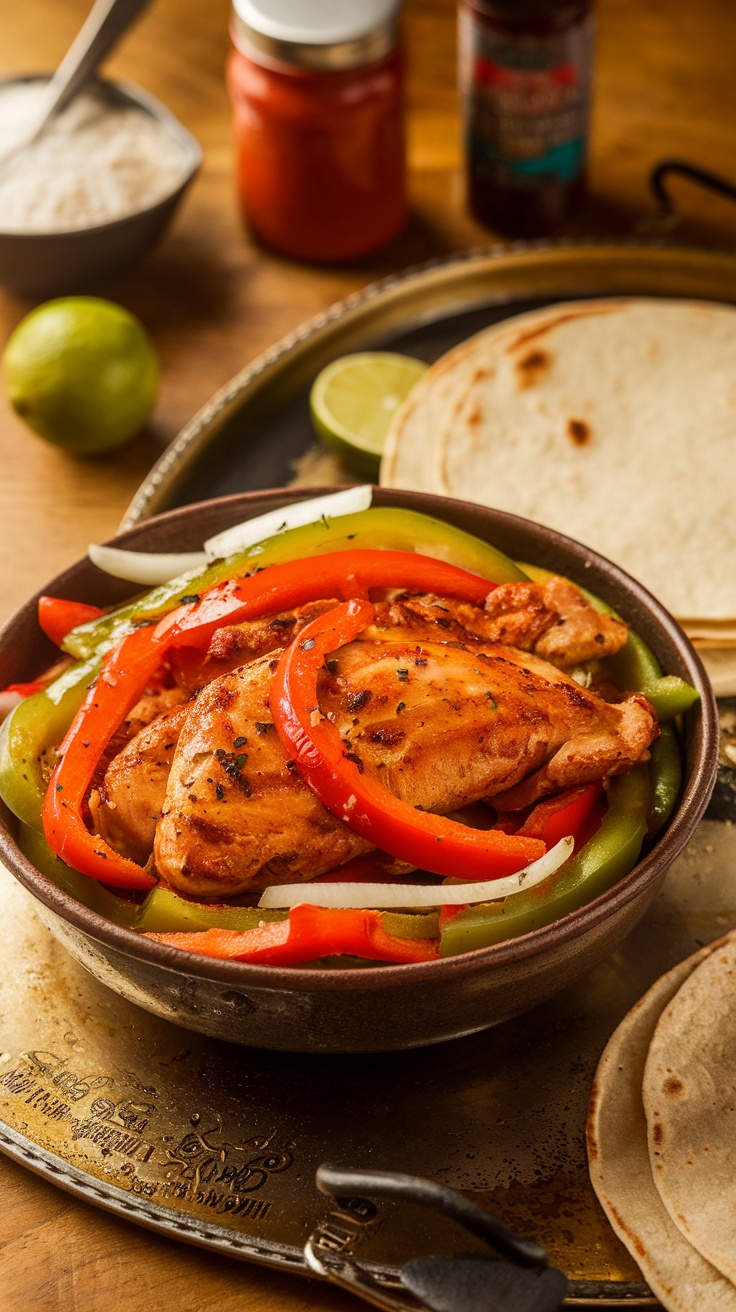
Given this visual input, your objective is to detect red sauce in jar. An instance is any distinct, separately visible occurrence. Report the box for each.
[228,6,406,263]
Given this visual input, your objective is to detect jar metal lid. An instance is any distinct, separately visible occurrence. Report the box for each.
[231,0,401,71]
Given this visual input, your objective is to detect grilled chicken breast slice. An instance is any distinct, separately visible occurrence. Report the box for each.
[153,634,656,898]
[154,652,374,898]
[369,581,628,667]
[89,702,189,864]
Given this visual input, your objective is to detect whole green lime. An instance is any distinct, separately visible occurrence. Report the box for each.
[3,297,159,455]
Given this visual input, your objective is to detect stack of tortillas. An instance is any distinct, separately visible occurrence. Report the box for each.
[380,298,736,694]
[587,935,736,1310]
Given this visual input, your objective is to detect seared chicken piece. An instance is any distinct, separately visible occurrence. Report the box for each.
[480,645,655,809]
[368,580,627,668]
[526,578,628,667]
[90,702,189,864]
[153,631,657,898]
[90,605,348,858]
[99,684,189,767]
[170,599,340,693]
[167,578,626,692]
[155,652,374,897]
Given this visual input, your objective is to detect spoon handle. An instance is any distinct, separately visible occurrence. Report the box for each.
[38,0,153,125]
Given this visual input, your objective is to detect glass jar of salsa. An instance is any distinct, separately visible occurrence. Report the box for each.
[459,0,595,237]
[228,0,407,262]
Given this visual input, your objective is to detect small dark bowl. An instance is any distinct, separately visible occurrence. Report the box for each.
[0,76,202,298]
[0,489,718,1052]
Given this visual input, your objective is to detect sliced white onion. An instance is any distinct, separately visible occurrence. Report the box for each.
[88,488,374,585]
[88,543,208,585]
[257,835,574,910]
[204,486,373,560]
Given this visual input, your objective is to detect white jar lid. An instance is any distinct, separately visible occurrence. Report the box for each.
[231,0,401,69]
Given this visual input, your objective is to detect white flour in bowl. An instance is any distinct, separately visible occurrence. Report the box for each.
[0,82,191,233]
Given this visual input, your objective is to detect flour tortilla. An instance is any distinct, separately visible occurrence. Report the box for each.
[697,648,736,697]
[381,298,736,621]
[643,936,736,1285]
[381,329,499,493]
[586,940,736,1312]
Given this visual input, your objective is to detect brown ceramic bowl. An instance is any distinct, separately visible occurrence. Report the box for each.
[0,488,718,1053]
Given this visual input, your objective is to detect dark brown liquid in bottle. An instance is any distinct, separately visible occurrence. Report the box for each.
[460,0,594,237]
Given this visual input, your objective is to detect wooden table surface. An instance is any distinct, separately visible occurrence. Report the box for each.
[1,0,735,1307]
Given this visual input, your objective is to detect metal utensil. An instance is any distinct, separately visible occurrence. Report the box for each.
[0,0,151,169]
[305,1166,568,1312]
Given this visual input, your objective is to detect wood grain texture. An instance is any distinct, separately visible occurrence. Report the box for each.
[0,0,735,1306]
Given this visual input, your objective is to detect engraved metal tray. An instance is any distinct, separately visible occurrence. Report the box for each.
[5,242,736,1307]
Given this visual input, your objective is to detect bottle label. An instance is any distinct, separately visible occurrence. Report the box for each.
[459,5,594,189]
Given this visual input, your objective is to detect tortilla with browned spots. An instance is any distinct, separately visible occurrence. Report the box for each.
[643,936,736,1285]
[587,940,736,1311]
[381,298,736,623]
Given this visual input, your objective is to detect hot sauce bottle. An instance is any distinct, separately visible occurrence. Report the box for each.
[459,0,595,237]
[227,0,406,262]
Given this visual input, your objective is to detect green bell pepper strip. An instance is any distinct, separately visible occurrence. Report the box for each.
[519,562,697,723]
[19,825,290,935]
[379,910,440,940]
[17,822,140,928]
[647,722,682,838]
[64,507,529,661]
[134,889,438,938]
[0,656,100,829]
[439,765,650,956]
[135,887,287,934]
[641,676,700,721]
[595,629,696,721]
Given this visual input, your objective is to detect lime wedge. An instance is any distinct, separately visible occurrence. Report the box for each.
[310,352,428,477]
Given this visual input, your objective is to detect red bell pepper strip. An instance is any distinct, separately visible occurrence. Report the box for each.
[271,598,546,881]
[42,624,163,889]
[38,597,104,648]
[1,654,75,700]
[2,678,49,698]
[439,904,467,929]
[517,783,605,854]
[146,904,439,964]
[154,550,494,651]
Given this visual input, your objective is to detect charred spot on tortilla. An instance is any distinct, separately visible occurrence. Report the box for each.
[506,302,622,352]
[515,348,551,389]
[662,1075,685,1098]
[607,1202,648,1260]
[567,418,591,446]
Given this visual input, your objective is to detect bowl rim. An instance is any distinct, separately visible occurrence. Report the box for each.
[0,486,719,992]
[0,72,202,240]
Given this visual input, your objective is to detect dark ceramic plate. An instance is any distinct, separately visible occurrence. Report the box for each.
[0,487,718,1055]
